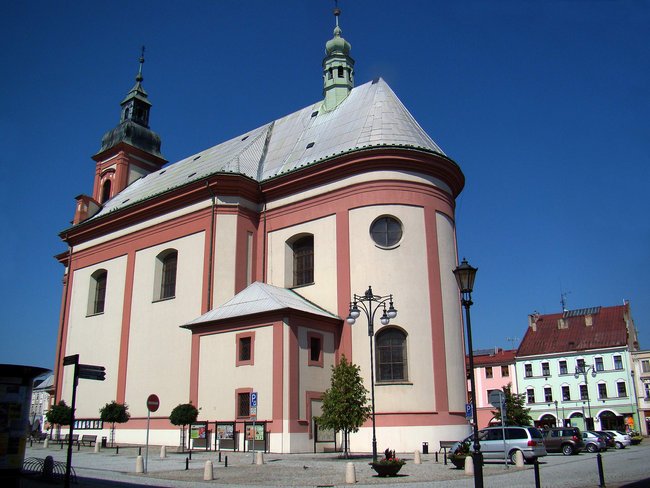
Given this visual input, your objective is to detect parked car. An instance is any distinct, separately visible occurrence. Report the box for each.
[596,431,616,449]
[603,430,632,449]
[542,427,584,455]
[455,426,547,464]
[582,431,607,453]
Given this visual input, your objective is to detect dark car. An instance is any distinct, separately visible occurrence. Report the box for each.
[542,427,584,455]
[596,431,616,449]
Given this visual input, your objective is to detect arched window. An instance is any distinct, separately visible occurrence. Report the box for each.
[88,269,107,315]
[154,249,177,300]
[101,180,112,203]
[291,235,314,287]
[376,327,408,382]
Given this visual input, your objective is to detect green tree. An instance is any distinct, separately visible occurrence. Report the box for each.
[169,403,199,452]
[45,400,72,440]
[491,383,532,426]
[314,355,371,458]
[99,401,130,447]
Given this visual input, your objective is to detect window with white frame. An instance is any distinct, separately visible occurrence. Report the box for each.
[576,358,585,373]
[88,269,107,315]
[501,365,509,377]
[154,249,177,300]
[525,364,533,378]
[485,367,493,378]
[613,355,623,370]
[595,357,604,371]
[527,388,535,404]
[580,384,588,400]
[598,383,608,399]
[559,360,568,375]
[544,387,553,402]
[642,360,650,373]
[617,382,627,398]
[542,362,550,376]
[562,385,571,401]
[645,382,650,399]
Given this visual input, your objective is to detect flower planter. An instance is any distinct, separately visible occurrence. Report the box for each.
[448,454,467,469]
[370,462,404,477]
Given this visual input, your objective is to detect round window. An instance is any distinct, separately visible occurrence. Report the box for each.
[370,216,403,248]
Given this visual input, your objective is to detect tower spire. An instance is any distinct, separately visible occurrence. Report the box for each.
[322,3,354,111]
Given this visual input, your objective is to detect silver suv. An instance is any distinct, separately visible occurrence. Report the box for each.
[462,426,547,464]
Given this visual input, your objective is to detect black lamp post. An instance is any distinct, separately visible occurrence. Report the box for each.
[453,258,483,488]
[346,286,397,462]
[554,400,560,427]
[575,364,596,430]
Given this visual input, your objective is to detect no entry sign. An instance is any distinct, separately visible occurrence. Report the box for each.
[147,394,160,413]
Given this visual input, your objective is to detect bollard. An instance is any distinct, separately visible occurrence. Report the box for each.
[204,460,214,481]
[44,438,49,448]
[189,449,192,460]
[225,455,228,468]
[464,455,474,475]
[138,446,142,456]
[185,457,189,470]
[435,451,438,463]
[256,451,264,465]
[597,453,606,488]
[60,441,64,450]
[443,450,447,465]
[135,455,144,473]
[515,450,524,468]
[30,438,33,447]
[414,450,421,465]
[534,458,541,488]
[94,441,100,453]
[116,445,119,455]
[345,462,356,484]
[160,445,167,458]
[218,451,222,463]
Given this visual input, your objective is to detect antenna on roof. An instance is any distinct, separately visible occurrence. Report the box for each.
[506,337,519,350]
[560,291,570,312]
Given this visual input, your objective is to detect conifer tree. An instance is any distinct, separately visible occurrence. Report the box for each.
[491,383,532,426]
[315,355,371,458]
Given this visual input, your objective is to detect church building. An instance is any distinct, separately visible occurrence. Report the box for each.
[54,9,471,453]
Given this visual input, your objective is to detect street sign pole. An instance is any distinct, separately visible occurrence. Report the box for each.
[145,394,159,473]
[250,392,258,462]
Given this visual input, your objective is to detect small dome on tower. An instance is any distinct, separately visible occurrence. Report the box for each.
[325,25,351,55]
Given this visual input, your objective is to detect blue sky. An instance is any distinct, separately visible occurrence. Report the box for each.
[1,1,648,371]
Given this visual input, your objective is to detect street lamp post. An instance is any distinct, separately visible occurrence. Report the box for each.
[346,286,397,463]
[453,258,483,488]
[575,364,597,430]
[554,400,560,427]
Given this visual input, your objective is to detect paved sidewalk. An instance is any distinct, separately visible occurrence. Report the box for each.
[18,443,650,488]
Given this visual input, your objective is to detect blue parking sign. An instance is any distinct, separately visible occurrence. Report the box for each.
[250,392,258,408]
[465,403,472,419]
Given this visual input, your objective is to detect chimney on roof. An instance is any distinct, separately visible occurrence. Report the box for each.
[528,312,540,332]
[585,315,593,327]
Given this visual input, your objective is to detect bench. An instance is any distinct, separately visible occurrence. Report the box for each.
[439,441,457,453]
[80,435,97,447]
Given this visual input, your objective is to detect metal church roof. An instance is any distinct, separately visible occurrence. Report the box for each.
[183,282,339,327]
[92,78,445,220]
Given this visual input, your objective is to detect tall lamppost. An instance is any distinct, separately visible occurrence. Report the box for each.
[554,400,560,427]
[346,286,397,462]
[575,363,596,430]
[453,258,483,488]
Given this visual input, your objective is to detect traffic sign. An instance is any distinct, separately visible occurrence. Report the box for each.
[147,394,160,413]
[78,364,106,381]
[488,390,505,408]
[465,403,473,419]
[250,392,258,408]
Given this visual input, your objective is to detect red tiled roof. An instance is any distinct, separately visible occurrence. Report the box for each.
[517,304,629,357]
[465,349,516,367]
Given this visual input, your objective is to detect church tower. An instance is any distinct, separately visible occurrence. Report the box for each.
[73,49,166,224]
[321,7,354,111]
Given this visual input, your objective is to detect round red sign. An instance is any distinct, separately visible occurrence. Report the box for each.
[147,394,160,413]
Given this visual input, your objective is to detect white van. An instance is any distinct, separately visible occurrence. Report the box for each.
[461,426,547,464]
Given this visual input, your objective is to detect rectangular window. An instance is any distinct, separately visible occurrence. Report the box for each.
[542,362,550,377]
[525,364,533,378]
[236,332,255,366]
[527,389,535,404]
[562,385,571,401]
[595,357,604,371]
[501,365,509,377]
[598,383,608,399]
[617,382,627,398]
[576,358,585,373]
[485,367,493,378]
[237,391,250,418]
[645,383,650,399]
[544,387,553,402]
[308,332,323,367]
[642,360,650,373]
[580,384,588,400]
[559,360,568,375]
[613,355,623,370]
